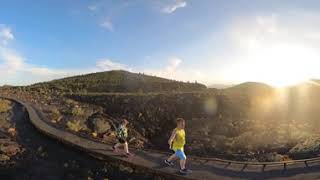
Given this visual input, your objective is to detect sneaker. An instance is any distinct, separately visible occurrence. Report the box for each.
[125,152,133,157]
[164,159,174,166]
[179,168,192,174]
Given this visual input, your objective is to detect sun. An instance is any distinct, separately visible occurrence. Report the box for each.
[230,43,320,87]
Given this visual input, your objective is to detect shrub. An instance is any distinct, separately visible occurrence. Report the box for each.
[0,100,12,113]
[50,108,62,122]
[71,106,84,116]
[66,120,85,132]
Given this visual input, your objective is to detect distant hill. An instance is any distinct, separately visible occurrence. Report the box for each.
[208,84,234,89]
[226,82,273,91]
[224,82,275,96]
[29,70,207,93]
[308,79,320,86]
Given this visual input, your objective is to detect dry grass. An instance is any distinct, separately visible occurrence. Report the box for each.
[66,120,85,132]
[50,108,62,122]
[0,99,12,113]
[71,106,84,116]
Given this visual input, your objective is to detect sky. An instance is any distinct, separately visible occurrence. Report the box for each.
[1,0,320,86]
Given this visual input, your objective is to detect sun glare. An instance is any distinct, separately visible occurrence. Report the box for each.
[232,44,320,87]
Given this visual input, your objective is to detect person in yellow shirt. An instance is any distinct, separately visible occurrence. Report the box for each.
[164,118,192,174]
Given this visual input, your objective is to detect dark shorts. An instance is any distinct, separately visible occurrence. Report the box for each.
[118,138,127,144]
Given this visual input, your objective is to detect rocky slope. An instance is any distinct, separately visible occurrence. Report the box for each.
[0,98,153,180]
[30,70,206,93]
[2,73,320,162]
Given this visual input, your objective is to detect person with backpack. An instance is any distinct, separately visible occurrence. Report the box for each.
[164,118,192,174]
[112,116,132,157]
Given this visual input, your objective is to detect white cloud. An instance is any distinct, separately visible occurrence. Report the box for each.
[144,57,182,79]
[95,57,202,83]
[223,11,320,84]
[0,25,202,85]
[162,0,187,14]
[0,25,23,77]
[100,19,114,31]
[0,30,128,84]
[96,59,129,71]
[165,57,182,73]
[87,1,122,31]
[230,12,320,50]
[88,5,97,11]
[0,25,14,45]
[140,57,203,83]
[0,25,97,85]
[0,49,203,85]
[0,48,24,74]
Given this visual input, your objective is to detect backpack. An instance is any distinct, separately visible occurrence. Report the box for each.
[116,125,128,139]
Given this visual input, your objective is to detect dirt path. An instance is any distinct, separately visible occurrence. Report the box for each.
[0,102,149,180]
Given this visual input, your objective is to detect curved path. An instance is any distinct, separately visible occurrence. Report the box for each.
[0,98,144,180]
[4,96,320,180]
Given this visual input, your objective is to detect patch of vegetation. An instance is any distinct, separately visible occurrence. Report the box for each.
[49,108,62,123]
[61,105,84,116]
[71,106,84,116]
[66,120,86,132]
[0,100,12,113]
[30,70,206,93]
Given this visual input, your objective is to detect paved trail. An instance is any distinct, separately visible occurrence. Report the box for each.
[0,100,147,180]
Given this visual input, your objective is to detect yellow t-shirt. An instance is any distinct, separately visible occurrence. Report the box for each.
[172,128,186,151]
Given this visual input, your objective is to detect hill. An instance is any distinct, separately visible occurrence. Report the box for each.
[4,77,320,160]
[208,83,234,89]
[224,82,274,96]
[29,70,207,93]
[227,82,273,90]
[308,79,320,86]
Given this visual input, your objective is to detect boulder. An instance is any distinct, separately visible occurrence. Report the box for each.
[0,143,20,157]
[263,153,284,162]
[289,135,320,159]
[7,128,17,137]
[0,113,11,130]
[119,164,134,174]
[87,113,111,134]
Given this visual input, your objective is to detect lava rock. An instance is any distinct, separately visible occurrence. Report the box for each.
[289,135,320,159]
[87,113,111,134]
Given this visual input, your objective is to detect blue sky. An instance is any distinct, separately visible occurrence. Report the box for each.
[1,0,320,86]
